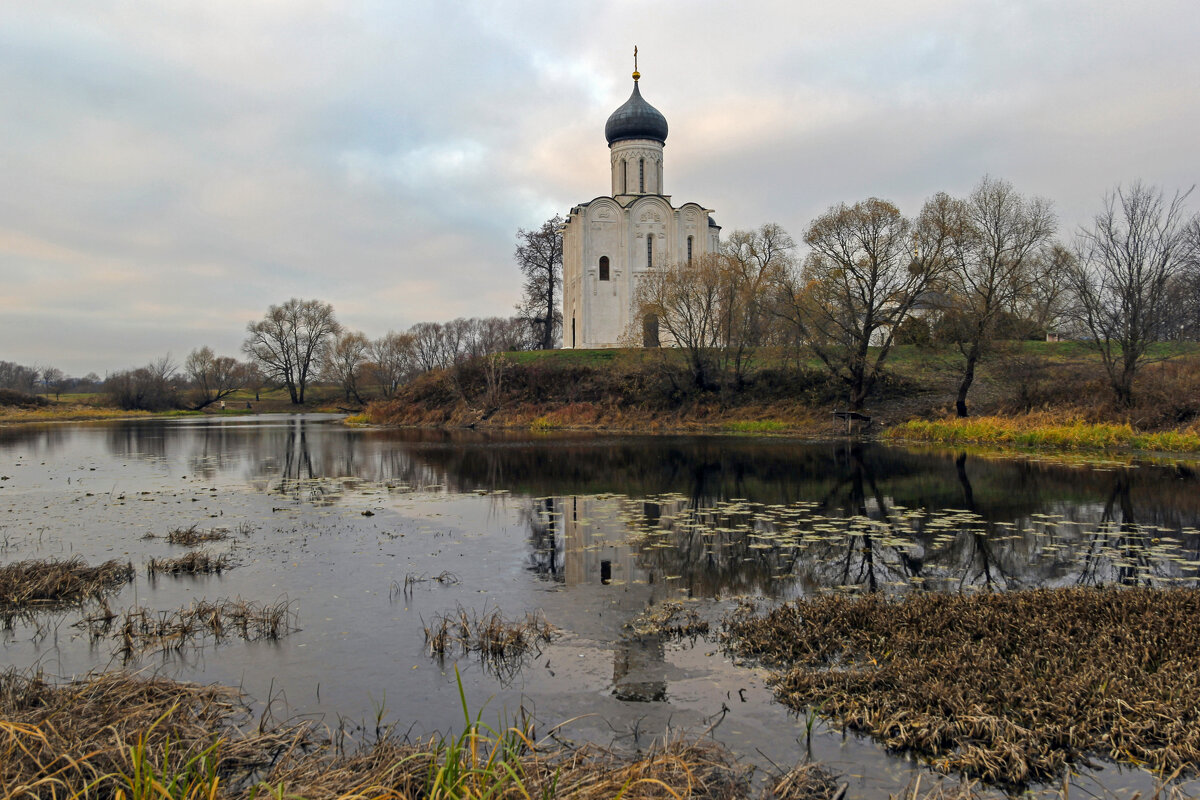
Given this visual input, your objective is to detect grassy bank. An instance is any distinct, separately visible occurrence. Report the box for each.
[724,587,1200,787]
[885,414,1200,453]
[365,343,1200,454]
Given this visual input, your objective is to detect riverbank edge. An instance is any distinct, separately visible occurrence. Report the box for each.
[359,401,1200,458]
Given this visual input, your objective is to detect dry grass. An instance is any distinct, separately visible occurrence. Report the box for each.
[723,587,1200,787]
[79,598,297,658]
[165,525,231,546]
[0,557,132,622]
[0,669,755,800]
[626,602,711,639]
[0,669,306,799]
[764,762,843,800]
[146,551,232,576]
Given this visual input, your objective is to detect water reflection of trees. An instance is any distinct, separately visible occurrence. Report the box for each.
[521,445,1200,598]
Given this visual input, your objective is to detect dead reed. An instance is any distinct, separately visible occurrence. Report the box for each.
[424,606,555,676]
[146,550,232,576]
[627,601,711,639]
[78,598,297,657]
[723,587,1200,787]
[0,669,306,799]
[0,669,753,800]
[165,524,230,546]
[765,762,843,800]
[0,557,132,620]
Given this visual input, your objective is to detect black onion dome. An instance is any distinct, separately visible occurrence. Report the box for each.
[605,81,668,145]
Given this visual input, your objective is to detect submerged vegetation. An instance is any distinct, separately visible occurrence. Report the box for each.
[0,557,132,623]
[424,606,555,678]
[146,550,233,576]
[165,524,231,546]
[625,601,711,639]
[724,587,1200,787]
[79,598,297,659]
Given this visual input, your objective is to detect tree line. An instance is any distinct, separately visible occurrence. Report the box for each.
[624,178,1200,412]
[3,306,537,411]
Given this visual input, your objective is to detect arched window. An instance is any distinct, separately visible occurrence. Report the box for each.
[646,234,653,267]
[622,161,628,194]
[687,236,694,264]
[639,159,645,193]
[598,255,609,281]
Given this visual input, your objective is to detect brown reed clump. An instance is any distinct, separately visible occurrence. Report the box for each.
[424,606,555,677]
[166,524,230,546]
[764,762,843,800]
[0,668,756,800]
[723,587,1200,787]
[269,734,752,800]
[79,598,297,658]
[626,601,711,639]
[147,551,232,576]
[0,557,132,619]
[0,669,307,799]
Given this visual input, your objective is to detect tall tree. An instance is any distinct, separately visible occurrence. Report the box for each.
[720,223,796,386]
[243,298,340,404]
[515,215,564,350]
[1068,182,1198,406]
[800,197,947,410]
[941,177,1056,417]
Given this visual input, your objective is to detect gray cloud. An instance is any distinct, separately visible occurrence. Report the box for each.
[2,0,1197,375]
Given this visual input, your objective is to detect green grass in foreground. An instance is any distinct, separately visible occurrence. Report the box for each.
[887,416,1200,453]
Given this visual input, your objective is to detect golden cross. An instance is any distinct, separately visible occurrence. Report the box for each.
[634,45,638,73]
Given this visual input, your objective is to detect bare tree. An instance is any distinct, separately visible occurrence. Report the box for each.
[243,298,341,404]
[720,223,796,387]
[104,354,179,410]
[184,347,246,409]
[370,331,416,397]
[800,197,945,410]
[0,361,39,393]
[1018,243,1076,338]
[323,330,371,404]
[409,322,446,372]
[1068,182,1199,406]
[941,177,1056,416]
[39,367,65,399]
[514,215,564,350]
[630,253,725,389]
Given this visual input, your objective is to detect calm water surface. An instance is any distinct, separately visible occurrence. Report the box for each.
[2,415,1198,798]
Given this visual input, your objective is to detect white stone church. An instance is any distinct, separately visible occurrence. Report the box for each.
[561,66,720,349]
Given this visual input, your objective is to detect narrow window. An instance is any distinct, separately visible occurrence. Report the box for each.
[622,161,627,194]
[646,234,653,267]
[571,317,576,347]
[639,159,645,193]
[598,256,609,281]
[687,236,693,264]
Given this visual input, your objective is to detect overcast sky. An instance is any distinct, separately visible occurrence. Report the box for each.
[3,1,1198,375]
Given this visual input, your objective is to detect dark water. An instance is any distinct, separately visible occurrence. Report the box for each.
[2,415,1198,797]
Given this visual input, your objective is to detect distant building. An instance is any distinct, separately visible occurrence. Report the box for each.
[561,63,720,349]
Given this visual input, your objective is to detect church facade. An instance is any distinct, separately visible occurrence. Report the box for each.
[561,67,719,349]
